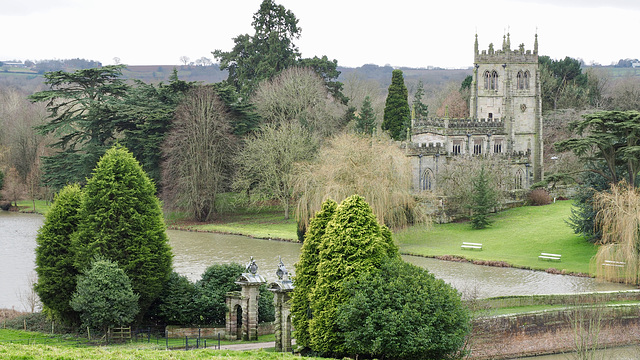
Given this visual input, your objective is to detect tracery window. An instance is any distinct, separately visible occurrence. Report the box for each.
[517,70,531,90]
[514,169,525,190]
[421,168,435,191]
[483,71,498,90]
[452,140,462,155]
[493,138,503,154]
[473,138,483,155]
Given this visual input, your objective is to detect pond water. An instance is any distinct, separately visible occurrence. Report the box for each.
[0,211,634,311]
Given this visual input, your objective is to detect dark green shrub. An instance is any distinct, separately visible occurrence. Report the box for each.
[337,258,471,360]
[148,272,199,325]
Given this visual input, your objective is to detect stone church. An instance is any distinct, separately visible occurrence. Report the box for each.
[408,33,543,191]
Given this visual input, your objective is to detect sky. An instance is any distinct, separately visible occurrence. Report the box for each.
[1,0,639,69]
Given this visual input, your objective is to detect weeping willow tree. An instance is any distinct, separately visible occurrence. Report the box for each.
[593,181,640,284]
[293,132,430,232]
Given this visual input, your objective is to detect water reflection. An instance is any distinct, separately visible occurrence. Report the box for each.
[0,212,42,311]
[168,230,302,283]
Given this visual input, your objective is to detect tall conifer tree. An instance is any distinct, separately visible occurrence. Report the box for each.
[382,70,410,140]
[73,145,172,317]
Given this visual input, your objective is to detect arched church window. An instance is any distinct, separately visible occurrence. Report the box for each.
[514,169,524,190]
[421,168,434,191]
[524,71,530,89]
[517,71,524,89]
[490,71,498,90]
[483,71,490,89]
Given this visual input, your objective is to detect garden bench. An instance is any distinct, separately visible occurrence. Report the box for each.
[602,260,625,268]
[461,242,483,250]
[538,252,561,261]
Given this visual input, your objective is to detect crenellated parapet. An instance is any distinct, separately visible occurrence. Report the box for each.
[475,33,538,64]
[413,117,506,137]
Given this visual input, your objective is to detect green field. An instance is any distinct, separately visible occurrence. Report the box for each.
[395,200,596,275]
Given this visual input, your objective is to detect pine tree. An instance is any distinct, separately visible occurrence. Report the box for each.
[73,145,173,317]
[34,184,83,323]
[382,70,410,140]
[355,96,376,135]
[469,165,497,229]
[412,80,429,119]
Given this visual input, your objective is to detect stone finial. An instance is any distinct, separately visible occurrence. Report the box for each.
[246,256,258,274]
[276,256,288,281]
[534,33,538,54]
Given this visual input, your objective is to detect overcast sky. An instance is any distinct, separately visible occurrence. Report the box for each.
[1,0,638,69]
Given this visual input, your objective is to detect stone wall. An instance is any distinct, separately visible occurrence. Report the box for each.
[469,305,640,359]
[167,322,274,339]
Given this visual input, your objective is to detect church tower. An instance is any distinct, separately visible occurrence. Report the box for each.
[470,33,543,182]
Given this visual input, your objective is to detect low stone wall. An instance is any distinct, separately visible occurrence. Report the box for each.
[476,290,640,309]
[167,322,274,339]
[469,305,640,359]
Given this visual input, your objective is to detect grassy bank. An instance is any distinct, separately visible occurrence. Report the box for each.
[395,201,596,275]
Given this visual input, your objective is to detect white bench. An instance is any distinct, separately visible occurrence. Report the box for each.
[461,242,482,250]
[603,260,625,268]
[539,252,561,261]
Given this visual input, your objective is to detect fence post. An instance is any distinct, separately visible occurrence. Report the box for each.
[185,336,188,350]
[165,329,168,349]
[218,332,221,350]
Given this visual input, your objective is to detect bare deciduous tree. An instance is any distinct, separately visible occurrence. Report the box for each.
[294,132,430,230]
[17,271,41,313]
[609,76,640,111]
[234,120,318,219]
[180,56,190,66]
[162,86,237,222]
[252,67,346,137]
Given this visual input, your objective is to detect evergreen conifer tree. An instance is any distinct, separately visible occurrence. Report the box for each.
[469,165,497,229]
[291,199,337,349]
[355,96,376,135]
[382,70,410,140]
[412,80,429,119]
[73,145,172,317]
[34,184,83,323]
[308,195,398,354]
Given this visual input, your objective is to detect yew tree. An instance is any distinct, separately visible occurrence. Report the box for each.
[382,70,410,141]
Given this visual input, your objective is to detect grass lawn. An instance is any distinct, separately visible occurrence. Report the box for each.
[175,210,298,241]
[395,200,597,275]
[0,342,309,360]
[15,200,51,215]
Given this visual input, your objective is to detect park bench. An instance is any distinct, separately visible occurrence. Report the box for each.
[538,252,561,261]
[461,242,483,250]
[602,260,626,268]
